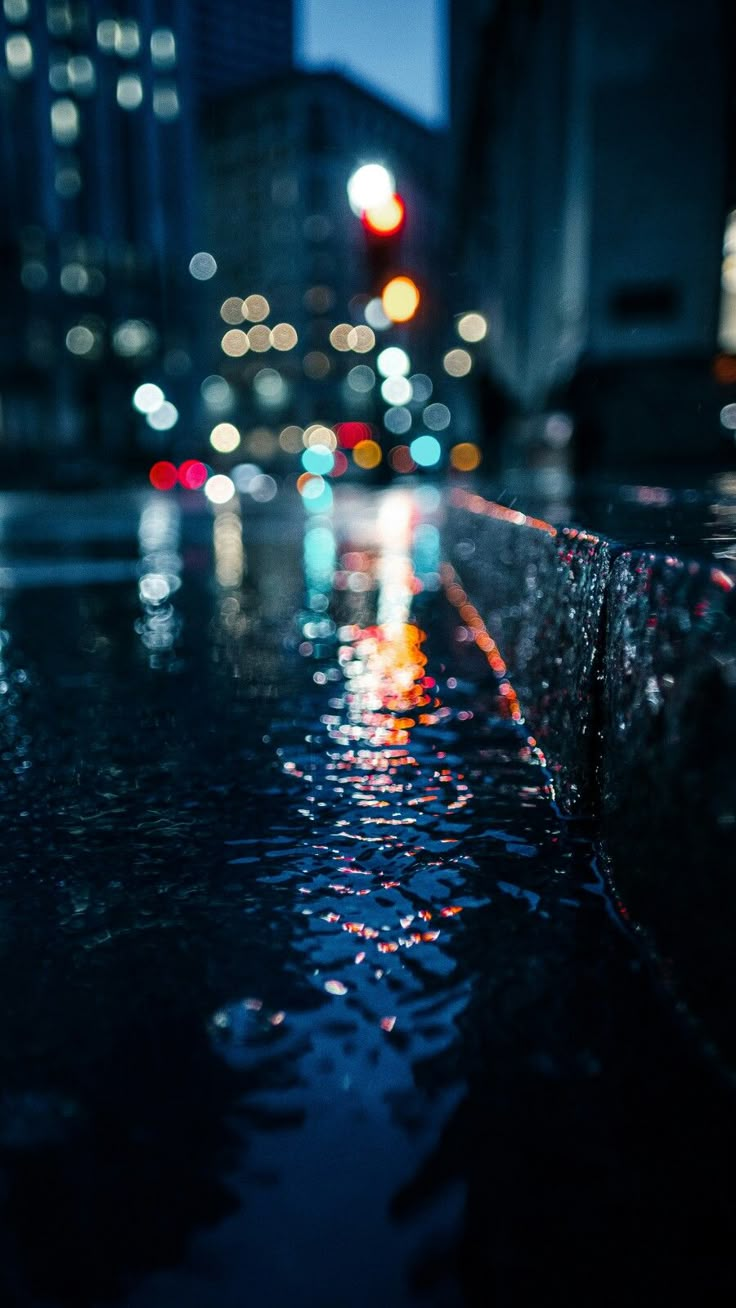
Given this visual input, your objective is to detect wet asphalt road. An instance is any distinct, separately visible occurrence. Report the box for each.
[0,486,733,1307]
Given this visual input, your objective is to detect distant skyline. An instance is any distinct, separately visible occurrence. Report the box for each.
[296,0,448,128]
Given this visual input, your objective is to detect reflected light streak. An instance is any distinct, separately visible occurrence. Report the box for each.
[213,503,244,589]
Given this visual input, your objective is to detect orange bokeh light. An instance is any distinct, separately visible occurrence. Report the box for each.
[352,439,382,469]
[450,442,482,472]
[362,194,405,236]
[381,276,420,323]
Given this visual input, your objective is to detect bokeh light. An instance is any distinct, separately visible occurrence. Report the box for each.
[146,401,178,431]
[381,276,420,323]
[450,442,482,471]
[201,375,233,412]
[346,325,375,353]
[270,323,298,350]
[6,32,33,78]
[362,194,404,235]
[304,423,336,448]
[149,461,177,490]
[189,251,217,280]
[303,351,330,379]
[253,368,287,405]
[329,323,352,351]
[353,439,382,469]
[302,444,335,475]
[243,294,269,322]
[304,284,335,314]
[347,163,395,215]
[113,319,156,358]
[443,348,472,377]
[347,365,375,393]
[232,463,262,492]
[247,324,271,352]
[336,421,371,449]
[381,375,412,405]
[410,434,441,467]
[244,427,278,458]
[220,296,244,323]
[299,473,328,502]
[209,422,240,453]
[221,328,249,357]
[423,402,451,431]
[279,424,304,452]
[178,459,208,489]
[133,383,164,414]
[65,324,95,355]
[249,474,278,502]
[204,474,236,504]
[364,297,391,330]
[377,346,410,377]
[384,406,412,435]
[457,312,488,342]
[409,373,433,402]
[389,445,416,474]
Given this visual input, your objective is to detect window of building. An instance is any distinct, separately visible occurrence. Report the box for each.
[151,28,176,70]
[153,83,179,121]
[4,0,30,22]
[117,72,143,110]
[50,97,79,145]
[5,32,33,78]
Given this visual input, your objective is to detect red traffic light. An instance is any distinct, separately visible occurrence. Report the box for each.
[149,461,178,491]
[178,459,208,490]
[361,193,405,237]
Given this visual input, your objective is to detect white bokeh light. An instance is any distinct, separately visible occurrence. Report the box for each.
[204,474,236,505]
[347,164,394,216]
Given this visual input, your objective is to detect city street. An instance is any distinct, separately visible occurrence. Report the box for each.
[0,485,733,1306]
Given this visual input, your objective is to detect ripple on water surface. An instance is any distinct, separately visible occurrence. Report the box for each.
[0,489,733,1306]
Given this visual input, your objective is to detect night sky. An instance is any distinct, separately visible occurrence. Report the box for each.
[297,0,448,127]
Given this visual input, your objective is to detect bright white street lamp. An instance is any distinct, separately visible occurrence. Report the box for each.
[347,163,395,216]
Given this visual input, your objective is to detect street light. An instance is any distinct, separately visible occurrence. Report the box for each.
[381,275,420,324]
[362,194,405,236]
[347,163,395,216]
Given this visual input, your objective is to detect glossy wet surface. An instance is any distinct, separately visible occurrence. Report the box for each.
[0,487,733,1307]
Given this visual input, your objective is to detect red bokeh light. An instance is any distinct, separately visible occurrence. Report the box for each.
[389,445,416,474]
[362,194,405,237]
[336,421,371,449]
[149,461,178,491]
[329,450,349,477]
[178,459,208,490]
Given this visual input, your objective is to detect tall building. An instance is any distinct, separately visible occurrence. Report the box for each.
[449,0,736,468]
[198,69,445,465]
[0,0,199,461]
[191,0,293,98]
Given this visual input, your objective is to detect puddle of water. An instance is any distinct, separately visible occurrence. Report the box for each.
[0,488,732,1306]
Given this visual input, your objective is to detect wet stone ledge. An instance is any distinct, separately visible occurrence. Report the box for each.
[447,488,736,1063]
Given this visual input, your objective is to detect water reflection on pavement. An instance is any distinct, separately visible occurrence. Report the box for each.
[0,487,733,1307]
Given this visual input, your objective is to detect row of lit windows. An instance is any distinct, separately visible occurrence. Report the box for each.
[4,25,176,80]
[5,45,180,120]
[43,84,180,143]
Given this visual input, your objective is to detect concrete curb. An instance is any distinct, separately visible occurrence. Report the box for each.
[447,488,736,1062]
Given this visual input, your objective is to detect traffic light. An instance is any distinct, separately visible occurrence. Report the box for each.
[360,193,407,301]
[362,194,405,237]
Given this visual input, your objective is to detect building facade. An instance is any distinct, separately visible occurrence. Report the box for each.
[449,0,736,468]
[191,0,293,98]
[0,0,202,463]
[198,70,445,463]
